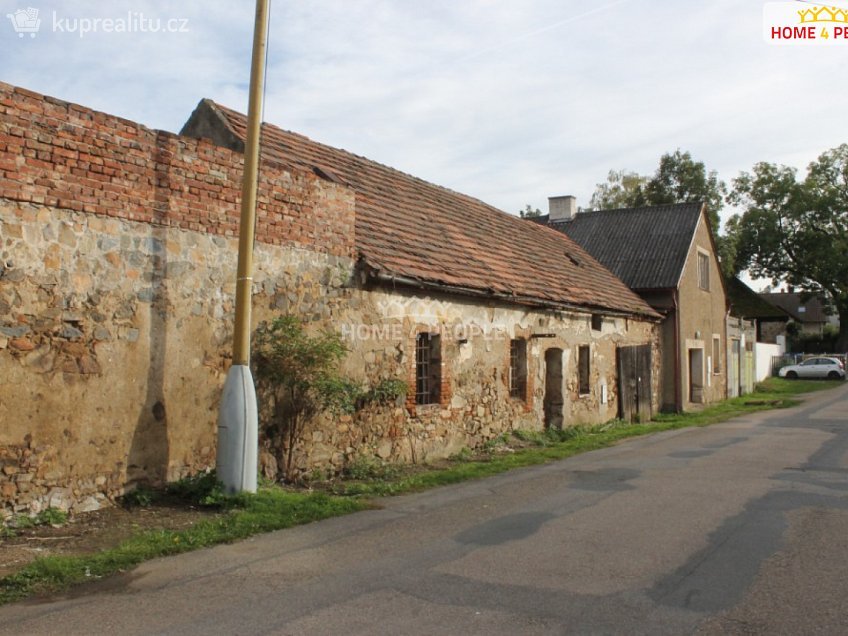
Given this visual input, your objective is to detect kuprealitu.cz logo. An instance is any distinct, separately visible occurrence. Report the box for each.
[6,6,189,39]
[764,2,848,44]
[6,7,40,37]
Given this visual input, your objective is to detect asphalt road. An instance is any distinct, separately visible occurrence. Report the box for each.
[3,385,848,635]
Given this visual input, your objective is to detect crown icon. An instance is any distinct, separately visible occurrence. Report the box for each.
[797,5,848,24]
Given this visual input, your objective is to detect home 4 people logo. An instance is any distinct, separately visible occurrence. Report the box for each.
[764,2,848,44]
[6,7,41,38]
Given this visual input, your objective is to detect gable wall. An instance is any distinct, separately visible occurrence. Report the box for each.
[676,214,728,407]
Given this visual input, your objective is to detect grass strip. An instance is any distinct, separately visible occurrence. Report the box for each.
[330,378,842,496]
[0,377,840,604]
[0,491,365,605]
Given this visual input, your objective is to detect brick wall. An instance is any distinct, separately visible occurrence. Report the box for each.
[0,82,354,258]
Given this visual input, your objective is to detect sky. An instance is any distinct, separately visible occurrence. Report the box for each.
[1,0,846,239]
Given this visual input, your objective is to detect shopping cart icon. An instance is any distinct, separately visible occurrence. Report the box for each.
[7,8,41,38]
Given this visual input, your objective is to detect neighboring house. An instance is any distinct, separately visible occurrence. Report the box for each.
[725,277,790,394]
[0,83,660,515]
[726,277,790,344]
[759,291,837,337]
[534,198,728,411]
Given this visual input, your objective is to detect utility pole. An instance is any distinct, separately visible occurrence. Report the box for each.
[216,0,270,494]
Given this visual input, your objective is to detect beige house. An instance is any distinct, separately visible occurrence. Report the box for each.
[536,199,728,411]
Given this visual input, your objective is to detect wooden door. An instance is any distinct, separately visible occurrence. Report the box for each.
[617,345,653,423]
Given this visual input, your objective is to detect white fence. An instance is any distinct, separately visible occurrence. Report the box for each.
[755,343,783,382]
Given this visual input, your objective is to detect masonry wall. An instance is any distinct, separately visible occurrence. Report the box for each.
[0,83,355,515]
[0,83,660,516]
[677,215,728,408]
[296,290,661,475]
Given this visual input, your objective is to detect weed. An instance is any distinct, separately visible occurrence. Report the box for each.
[121,486,158,508]
[35,508,67,527]
[342,456,400,481]
[451,447,473,462]
[165,472,227,507]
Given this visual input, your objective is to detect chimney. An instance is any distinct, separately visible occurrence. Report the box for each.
[548,195,577,222]
[787,285,795,293]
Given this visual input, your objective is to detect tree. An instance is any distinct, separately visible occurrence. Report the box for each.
[253,316,360,482]
[590,150,732,273]
[728,144,848,350]
[643,150,726,232]
[589,170,649,210]
[519,204,541,218]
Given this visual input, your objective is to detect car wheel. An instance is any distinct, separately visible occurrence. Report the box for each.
[786,371,798,379]
[828,371,841,380]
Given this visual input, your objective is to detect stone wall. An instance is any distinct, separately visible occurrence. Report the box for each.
[0,201,355,515]
[0,196,660,514]
[291,290,661,476]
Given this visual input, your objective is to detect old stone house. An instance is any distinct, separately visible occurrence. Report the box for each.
[535,199,728,412]
[0,82,660,515]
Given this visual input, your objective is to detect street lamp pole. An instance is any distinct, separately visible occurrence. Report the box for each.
[216,0,270,494]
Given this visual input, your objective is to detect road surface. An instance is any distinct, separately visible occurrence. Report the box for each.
[2,385,848,635]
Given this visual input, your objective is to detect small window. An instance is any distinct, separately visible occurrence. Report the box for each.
[578,345,590,395]
[591,314,602,331]
[712,336,721,374]
[509,339,527,399]
[698,252,710,290]
[415,333,441,405]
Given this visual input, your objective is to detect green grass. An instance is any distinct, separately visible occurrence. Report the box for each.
[0,489,365,605]
[329,378,842,497]
[0,376,840,604]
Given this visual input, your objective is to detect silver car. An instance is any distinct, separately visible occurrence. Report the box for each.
[779,356,846,380]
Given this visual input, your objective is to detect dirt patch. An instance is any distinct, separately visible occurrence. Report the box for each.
[0,503,221,578]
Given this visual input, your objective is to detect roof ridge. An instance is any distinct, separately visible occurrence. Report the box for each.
[210,100,523,223]
[576,202,704,216]
[199,100,661,319]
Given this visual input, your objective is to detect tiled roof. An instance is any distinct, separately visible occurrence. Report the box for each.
[759,292,829,324]
[726,278,789,320]
[187,101,659,319]
[536,203,704,290]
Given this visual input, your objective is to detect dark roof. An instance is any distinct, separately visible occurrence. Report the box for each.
[538,203,704,290]
[726,278,789,320]
[182,100,659,319]
[759,292,830,323]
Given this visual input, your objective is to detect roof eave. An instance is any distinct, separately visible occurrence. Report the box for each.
[367,270,662,322]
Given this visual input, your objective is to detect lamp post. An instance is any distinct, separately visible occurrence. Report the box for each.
[216,0,270,494]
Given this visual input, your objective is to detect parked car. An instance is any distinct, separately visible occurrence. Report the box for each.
[779,357,846,380]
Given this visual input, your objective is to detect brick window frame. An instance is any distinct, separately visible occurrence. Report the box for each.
[578,345,591,396]
[415,332,442,406]
[509,338,528,400]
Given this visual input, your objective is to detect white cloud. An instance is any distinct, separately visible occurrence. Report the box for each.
[1,0,845,228]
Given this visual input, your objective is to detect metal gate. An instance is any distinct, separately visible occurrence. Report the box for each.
[617,345,653,423]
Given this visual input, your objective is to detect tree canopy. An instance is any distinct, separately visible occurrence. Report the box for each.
[590,150,732,273]
[728,144,848,350]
